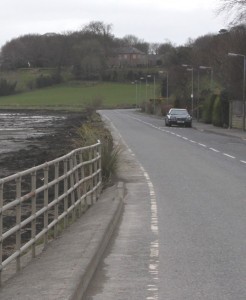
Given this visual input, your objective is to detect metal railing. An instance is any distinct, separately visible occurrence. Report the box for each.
[0,141,101,285]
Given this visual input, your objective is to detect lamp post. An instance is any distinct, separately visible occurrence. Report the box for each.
[147,74,156,113]
[159,70,169,107]
[145,76,148,102]
[182,64,194,116]
[139,77,144,106]
[145,76,149,112]
[145,75,152,112]
[153,75,156,114]
[135,80,138,109]
[132,80,138,110]
[228,52,246,131]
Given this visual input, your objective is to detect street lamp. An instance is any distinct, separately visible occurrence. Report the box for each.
[145,75,150,112]
[182,64,194,116]
[139,77,144,105]
[145,75,151,102]
[159,70,169,107]
[228,52,246,131]
[132,80,138,110]
[147,74,156,113]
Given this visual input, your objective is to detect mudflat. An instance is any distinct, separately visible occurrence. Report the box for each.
[0,109,85,179]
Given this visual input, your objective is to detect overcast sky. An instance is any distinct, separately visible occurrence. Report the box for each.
[0,0,226,48]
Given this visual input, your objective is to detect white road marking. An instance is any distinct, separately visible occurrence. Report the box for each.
[139,166,159,299]
[125,113,246,166]
[209,148,220,153]
[223,153,236,159]
[198,143,207,147]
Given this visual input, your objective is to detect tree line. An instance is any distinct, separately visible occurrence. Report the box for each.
[0,0,245,127]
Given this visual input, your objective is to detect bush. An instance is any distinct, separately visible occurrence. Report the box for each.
[35,75,51,88]
[212,96,223,127]
[35,72,63,88]
[202,94,216,123]
[74,116,121,187]
[84,97,103,117]
[0,78,17,96]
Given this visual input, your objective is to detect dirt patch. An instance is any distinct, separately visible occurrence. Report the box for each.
[0,109,86,179]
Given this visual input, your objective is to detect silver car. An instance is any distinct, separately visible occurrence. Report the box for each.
[165,108,192,127]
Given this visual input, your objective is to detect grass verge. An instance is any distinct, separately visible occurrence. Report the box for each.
[0,81,139,111]
[74,112,121,187]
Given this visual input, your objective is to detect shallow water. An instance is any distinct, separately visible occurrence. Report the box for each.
[0,112,67,154]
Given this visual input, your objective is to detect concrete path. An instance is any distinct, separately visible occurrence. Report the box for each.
[192,120,246,140]
[0,184,124,300]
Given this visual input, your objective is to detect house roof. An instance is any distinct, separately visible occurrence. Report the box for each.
[114,47,146,55]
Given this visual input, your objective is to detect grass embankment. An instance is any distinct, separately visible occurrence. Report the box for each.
[0,81,141,111]
[75,112,121,187]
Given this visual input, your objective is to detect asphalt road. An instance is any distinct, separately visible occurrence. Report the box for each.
[85,109,246,300]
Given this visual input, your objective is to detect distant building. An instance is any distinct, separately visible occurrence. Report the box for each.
[147,54,162,67]
[110,47,147,67]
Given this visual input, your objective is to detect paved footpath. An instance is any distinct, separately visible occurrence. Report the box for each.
[192,120,246,140]
[0,184,125,300]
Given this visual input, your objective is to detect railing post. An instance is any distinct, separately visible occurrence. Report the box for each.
[15,176,22,272]
[79,151,85,213]
[98,141,102,194]
[54,162,59,238]
[88,149,93,206]
[64,158,68,228]
[44,164,49,245]
[93,146,98,202]
[31,171,37,258]
[73,153,81,217]
[69,155,75,222]
[0,182,3,286]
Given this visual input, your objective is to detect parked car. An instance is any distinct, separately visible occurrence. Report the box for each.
[165,108,192,127]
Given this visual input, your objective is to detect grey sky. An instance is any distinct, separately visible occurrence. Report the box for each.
[0,0,225,48]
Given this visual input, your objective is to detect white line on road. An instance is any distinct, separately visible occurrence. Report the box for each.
[223,153,236,159]
[198,143,207,147]
[209,148,220,153]
[139,165,159,299]
[127,114,246,166]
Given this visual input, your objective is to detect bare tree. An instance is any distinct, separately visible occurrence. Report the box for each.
[217,0,246,25]
[149,43,160,55]
[82,21,113,37]
[121,35,149,53]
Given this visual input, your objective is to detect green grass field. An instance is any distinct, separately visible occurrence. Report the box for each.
[0,81,150,111]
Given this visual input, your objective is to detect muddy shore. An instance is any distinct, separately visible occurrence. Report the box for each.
[0,109,86,179]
